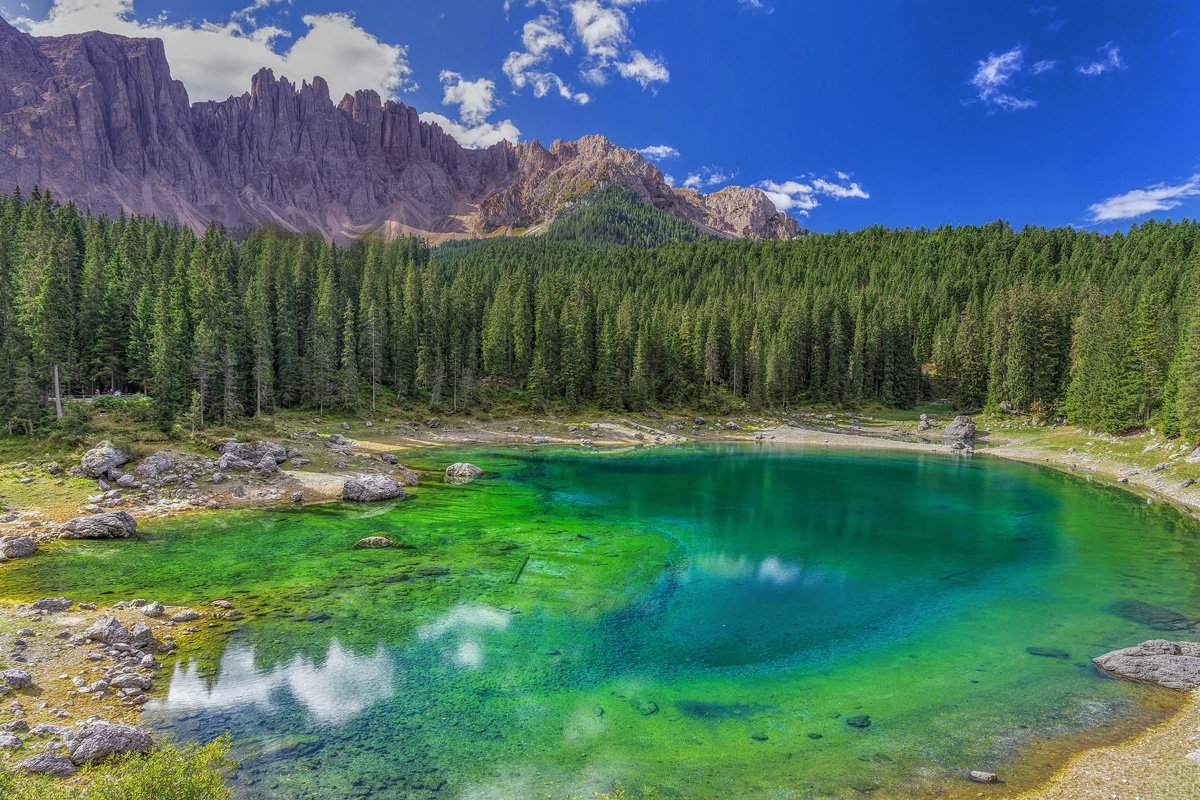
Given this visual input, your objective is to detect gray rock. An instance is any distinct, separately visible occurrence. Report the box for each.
[0,731,22,748]
[425,416,441,429]
[45,461,63,475]
[80,440,131,477]
[128,622,154,648]
[0,534,38,559]
[85,617,131,645]
[725,422,739,430]
[630,697,658,716]
[445,463,484,484]
[63,722,154,765]
[16,752,77,777]
[1186,447,1200,466]
[292,491,304,503]
[343,475,406,503]
[170,609,203,622]
[140,601,165,618]
[380,452,399,465]
[329,433,348,445]
[110,673,152,691]
[216,454,253,472]
[133,452,175,480]
[1107,599,1192,631]
[116,473,139,488]
[341,422,351,430]
[2,669,33,689]
[59,510,137,539]
[30,597,72,612]
[219,440,286,465]
[401,470,420,487]
[1093,640,1200,690]
[941,416,976,440]
[969,771,999,784]
[355,536,397,548]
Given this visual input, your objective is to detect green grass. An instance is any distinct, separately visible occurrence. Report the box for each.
[0,737,235,800]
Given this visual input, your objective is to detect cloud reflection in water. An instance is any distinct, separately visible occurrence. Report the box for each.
[155,640,395,724]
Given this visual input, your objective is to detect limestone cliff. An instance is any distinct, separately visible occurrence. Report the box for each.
[0,17,800,243]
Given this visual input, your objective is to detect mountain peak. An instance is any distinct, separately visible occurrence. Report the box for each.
[0,16,799,244]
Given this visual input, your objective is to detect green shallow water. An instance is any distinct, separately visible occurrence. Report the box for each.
[6,443,1200,799]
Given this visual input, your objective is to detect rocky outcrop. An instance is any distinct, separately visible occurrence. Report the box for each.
[445,463,484,484]
[79,440,131,477]
[0,534,38,559]
[941,416,976,440]
[62,722,154,765]
[59,511,137,539]
[0,17,799,244]
[342,475,406,502]
[1093,640,1200,690]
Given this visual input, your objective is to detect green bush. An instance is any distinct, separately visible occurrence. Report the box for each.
[0,737,235,800]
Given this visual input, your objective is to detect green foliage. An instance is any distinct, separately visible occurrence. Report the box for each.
[543,183,712,248]
[0,189,1197,434]
[0,737,235,800]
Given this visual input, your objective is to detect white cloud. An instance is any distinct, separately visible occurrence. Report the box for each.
[16,0,414,102]
[438,70,497,126]
[638,144,680,161]
[504,0,666,98]
[682,166,733,190]
[1087,174,1200,222]
[739,0,774,11]
[758,174,870,217]
[663,173,676,187]
[969,44,1037,111]
[1078,42,1123,76]
[616,50,669,88]
[420,111,520,149]
[422,70,521,149]
[1032,59,1057,74]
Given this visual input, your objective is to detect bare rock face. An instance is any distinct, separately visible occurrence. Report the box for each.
[343,475,406,503]
[63,722,154,765]
[60,511,137,539]
[80,440,131,477]
[0,17,799,244]
[1093,640,1200,690]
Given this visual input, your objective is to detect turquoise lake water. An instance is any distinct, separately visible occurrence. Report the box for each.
[7,444,1200,799]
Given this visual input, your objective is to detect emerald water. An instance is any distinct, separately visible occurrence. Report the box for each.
[7,444,1200,799]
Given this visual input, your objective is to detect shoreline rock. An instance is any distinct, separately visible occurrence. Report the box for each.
[445,463,483,484]
[59,510,138,540]
[342,474,406,503]
[1093,639,1200,690]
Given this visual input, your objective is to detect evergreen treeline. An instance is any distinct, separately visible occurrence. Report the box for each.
[2,186,1200,439]
[542,183,712,248]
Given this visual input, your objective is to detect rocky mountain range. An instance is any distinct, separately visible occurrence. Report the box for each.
[0,16,800,244]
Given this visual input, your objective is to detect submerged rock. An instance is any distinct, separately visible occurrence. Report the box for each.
[0,535,38,559]
[445,463,484,484]
[630,698,658,716]
[845,715,871,729]
[1106,599,1193,631]
[170,609,203,622]
[63,722,153,765]
[401,470,420,487]
[969,770,999,784]
[342,475,406,503]
[1093,639,1200,690]
[80,440,130,477]
[1025,646,1070,659]
[60,510,137,539]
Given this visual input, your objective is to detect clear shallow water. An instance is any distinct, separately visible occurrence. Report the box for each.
[7,444,1200,799]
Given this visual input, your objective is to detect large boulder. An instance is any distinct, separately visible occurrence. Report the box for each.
[342,475,406,503]
[445,463,484,484]
[219,440,286,465]
[941,416,976,440]
[30,597,72,612]
[80,440,131,477]
[1093,640,1200,690]
[62,722,154,765]
[15,752,77,777]
[2,669,33,689]
[0,534,38,559]
[133,452,175,480]
[84,616,131,645]
[60,511,137,539]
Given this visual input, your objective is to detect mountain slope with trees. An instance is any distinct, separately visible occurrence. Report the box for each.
[1,187,1198,439]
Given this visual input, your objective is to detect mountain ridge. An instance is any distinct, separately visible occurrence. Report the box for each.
[0,16,800,244]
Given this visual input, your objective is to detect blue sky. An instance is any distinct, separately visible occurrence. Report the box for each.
[6,0,1199,233]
